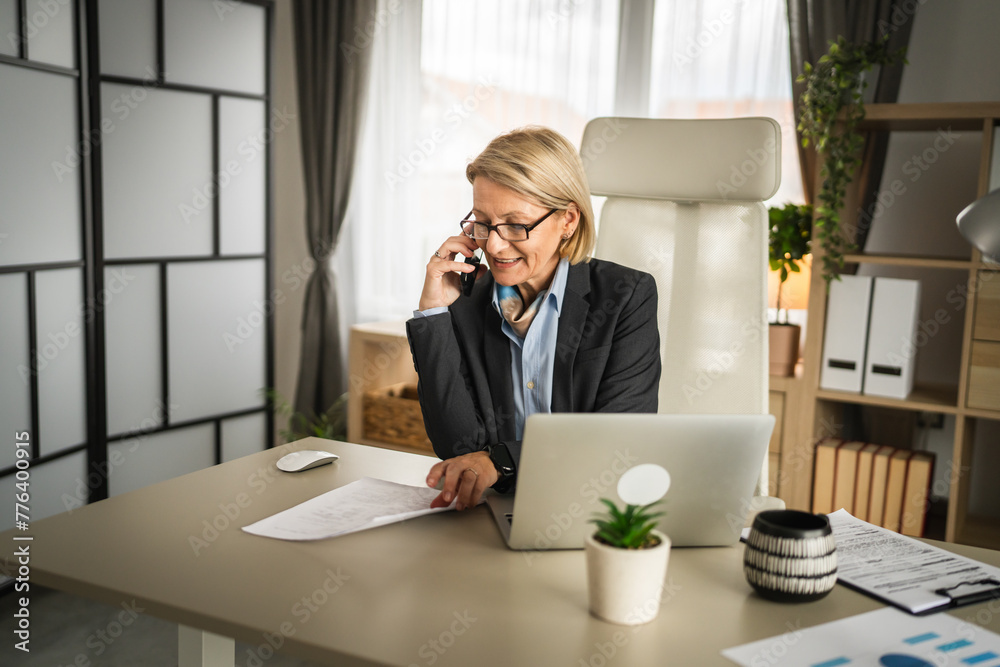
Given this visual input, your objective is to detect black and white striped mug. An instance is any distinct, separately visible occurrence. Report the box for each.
[743,510,838,602]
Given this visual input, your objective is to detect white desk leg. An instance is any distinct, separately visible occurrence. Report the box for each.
[178,625,235,667]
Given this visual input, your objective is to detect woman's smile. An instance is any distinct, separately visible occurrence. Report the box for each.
[472,177,573,300]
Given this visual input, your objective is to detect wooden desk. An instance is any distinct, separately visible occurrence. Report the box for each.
[3,438,1000,666]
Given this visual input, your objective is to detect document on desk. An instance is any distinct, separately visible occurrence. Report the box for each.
[723,606,1000,666]
[828,509,1000,614]
[242,477,463,541]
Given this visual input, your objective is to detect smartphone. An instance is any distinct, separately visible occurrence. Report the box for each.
[461,253,481,297]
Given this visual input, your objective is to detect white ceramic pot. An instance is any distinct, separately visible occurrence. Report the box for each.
[585,530,671,625]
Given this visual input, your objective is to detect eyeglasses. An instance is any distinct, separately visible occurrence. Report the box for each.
[460,208,558,242]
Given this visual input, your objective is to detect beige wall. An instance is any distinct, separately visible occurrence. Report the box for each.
[897,0,1000,104]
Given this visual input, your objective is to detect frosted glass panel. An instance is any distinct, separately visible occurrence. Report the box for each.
[105,265,163,436]
[167,260,266,422]
[221,412,266,463]
[0,274,31,471]
[108,423,214,497]
[164,0,265,95]
[0,64,82,266]
[35,269,87,456]
[219,97,266,255]
[0,0,17,57]
[99,0,156,79]
[102,84,213,258]
[0,451,85,531]
[25,0,75,68]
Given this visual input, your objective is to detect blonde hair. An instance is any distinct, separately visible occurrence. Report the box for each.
[466,126,595,264]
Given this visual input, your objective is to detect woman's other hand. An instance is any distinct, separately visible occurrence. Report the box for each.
[426,451,498,510]
[418,234,485,311]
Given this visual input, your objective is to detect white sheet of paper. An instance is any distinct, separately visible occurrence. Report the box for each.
[827,509,1000,614]
[242,477,457,541]
[722,606,1000,666]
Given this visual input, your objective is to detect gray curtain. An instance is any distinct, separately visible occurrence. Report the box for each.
[292,0,375,418]
[787,0,914,252]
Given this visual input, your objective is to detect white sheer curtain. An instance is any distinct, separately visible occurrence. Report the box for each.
[338,0,425,326]
[345,0,801,325]
[347,0,619,324]
[649,0,803,206]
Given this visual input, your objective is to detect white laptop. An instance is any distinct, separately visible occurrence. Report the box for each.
[486,413,775,550]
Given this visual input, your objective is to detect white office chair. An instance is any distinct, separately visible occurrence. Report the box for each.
[582,117,784,507]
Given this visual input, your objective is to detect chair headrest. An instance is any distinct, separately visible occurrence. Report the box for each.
[581,117,781,202]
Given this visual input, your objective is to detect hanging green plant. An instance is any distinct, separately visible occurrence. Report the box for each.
[796,36,906,283]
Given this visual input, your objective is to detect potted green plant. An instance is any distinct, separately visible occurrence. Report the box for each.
[263,388,347,443]
[768,203,812,376]
[585,499,669,625]
[797,36,905,282]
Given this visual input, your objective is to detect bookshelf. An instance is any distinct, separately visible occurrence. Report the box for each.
[786,102,1000,549]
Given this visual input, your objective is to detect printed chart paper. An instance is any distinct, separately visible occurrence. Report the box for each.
[723,606,1000,666]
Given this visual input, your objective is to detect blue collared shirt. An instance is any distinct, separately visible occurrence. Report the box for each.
[490,257,570,440]
[414,258,571,441]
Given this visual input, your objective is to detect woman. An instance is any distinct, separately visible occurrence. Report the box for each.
[406,126,661,511]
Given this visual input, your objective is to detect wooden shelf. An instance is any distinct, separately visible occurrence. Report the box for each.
[796,102,1000,549]
[768,365,803,392]
[964,406,1000,421]
[814,384,960,414]
[857,102,1000,131]
[842,253,976,270]
[347,321,421,447]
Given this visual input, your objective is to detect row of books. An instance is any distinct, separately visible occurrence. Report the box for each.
[812,438,935,537]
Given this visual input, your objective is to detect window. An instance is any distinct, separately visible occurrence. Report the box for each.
[343,0,801,324]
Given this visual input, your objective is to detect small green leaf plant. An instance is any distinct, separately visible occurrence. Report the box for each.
[263,388,347,444]
[590,499,665,550]
[797,35,905,283]
[768,202,812,324]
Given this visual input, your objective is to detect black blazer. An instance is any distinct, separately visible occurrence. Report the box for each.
[405,258,661,463]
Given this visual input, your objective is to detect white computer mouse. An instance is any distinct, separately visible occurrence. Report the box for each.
[276,450,339,473]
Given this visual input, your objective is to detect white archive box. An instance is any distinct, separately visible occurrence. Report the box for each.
[820,275,874,393]
[864,277,921,399]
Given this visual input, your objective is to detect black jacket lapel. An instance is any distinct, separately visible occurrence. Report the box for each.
[552,261,591,412]
[481,281,516,441]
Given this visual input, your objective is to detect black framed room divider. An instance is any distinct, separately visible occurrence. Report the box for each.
[0,0,274,537]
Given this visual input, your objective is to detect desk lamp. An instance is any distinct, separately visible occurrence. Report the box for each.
[957,187,1000,264]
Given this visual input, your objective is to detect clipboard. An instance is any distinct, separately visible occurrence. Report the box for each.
[934,578,1000,609]
[827,509,1000,615]
[832,576,1000,616]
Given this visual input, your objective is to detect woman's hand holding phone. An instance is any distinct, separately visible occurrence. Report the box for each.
[461,254,480,296]
[419,234,485,310]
